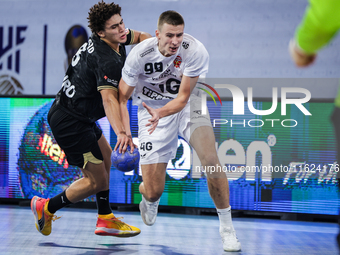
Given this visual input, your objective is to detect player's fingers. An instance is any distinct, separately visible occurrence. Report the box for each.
[129,140,135,153]
[147,122,157,134]
[148,116,157,122]
[114,140,120,152]
[142,102,150,112]
[148,127,155,135]
[122,138,129,153]
[147,127,153,134]
[118,140,123,153]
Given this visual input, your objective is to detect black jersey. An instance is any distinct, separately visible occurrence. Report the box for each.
[52,29,134,123]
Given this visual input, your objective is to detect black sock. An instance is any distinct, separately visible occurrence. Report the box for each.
[96,190,112,215]
[47,190,72,214]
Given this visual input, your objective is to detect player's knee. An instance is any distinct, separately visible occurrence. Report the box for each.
[89,176,108,194]
[92,181,107,194]
[200,153,219,167]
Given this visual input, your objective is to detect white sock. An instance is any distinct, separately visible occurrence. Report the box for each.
[217,206,234,230]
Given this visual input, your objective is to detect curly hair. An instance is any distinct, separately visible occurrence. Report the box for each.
[87,1,122,34]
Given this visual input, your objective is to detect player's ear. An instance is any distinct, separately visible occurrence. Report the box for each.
[97,30,105,38]
[155,29,160,40]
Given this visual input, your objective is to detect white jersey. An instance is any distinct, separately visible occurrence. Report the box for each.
[122,33,209,108]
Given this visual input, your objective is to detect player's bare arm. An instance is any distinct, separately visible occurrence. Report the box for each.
[100,88,131,153]
[131,30,152,44]
[118,78,136,152]
[144,75,199,134]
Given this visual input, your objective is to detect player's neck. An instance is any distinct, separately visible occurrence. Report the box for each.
[101,38,120,53]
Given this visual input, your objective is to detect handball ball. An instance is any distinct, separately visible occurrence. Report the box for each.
[111,146,140,172]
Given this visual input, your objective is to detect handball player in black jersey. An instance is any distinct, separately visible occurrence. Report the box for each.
[30,1,151,237]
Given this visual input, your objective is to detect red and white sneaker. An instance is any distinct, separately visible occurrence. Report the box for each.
[95,213,141,237]
[31,196,60,236]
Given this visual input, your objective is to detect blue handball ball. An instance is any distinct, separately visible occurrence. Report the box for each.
[111,146,140,172]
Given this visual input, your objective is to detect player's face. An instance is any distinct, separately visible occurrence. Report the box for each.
[99,14,127,46]
[156,23,184,57]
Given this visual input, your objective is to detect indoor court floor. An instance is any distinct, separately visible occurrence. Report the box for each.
[0,204,338,255]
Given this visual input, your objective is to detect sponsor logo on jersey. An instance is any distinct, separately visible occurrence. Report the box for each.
[142,86,174,100]
[151,68,177,81]
[104,75,118,86]
[140,48,154,58]
[173,56,182,68]
[123,68,135,78]
[182,41,189,49]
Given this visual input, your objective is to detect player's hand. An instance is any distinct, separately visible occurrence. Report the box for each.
[289,39,317,67]
[114,132,130,153]
[143,102,160,135]
[127,135,138,153]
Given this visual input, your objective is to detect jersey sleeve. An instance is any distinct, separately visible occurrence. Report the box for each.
[121,46,142,87]
[89,55,120,92]
[295,0,340,54]
[96,66,120,92]
[183,42,209,77]
[123,28,135,46]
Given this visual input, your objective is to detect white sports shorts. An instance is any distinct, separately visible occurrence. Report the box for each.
[138,94,212,165]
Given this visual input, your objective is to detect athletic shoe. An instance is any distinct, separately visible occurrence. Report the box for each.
[220,227,242,252]
[31,196,61,236]
[95,214,141,237]
[139,195,160,226]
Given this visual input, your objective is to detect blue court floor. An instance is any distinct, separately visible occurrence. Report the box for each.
[0,205,338,255]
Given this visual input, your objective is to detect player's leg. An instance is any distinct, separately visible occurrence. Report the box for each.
[95,131,113,216]
[31,124,109,237]
[190,126,241,252]
[189,126,230,209]
[139,163,167,202]
[139,163,167,226]
[93,133,140,237]
[65,159,108,202]
[181,94,241,252]
[31,108,140,237]
[46,119,109,213]
[137,107,178,226]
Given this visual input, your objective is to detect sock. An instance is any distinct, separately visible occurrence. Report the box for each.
[47,190,72,214]
[217,206,234,230]
[96,190,112,215]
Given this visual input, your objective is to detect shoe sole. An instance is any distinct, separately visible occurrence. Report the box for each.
[95,227,141,237]
[223,247,242,252]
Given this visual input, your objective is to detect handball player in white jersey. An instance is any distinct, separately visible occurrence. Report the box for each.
[119,10,241,252]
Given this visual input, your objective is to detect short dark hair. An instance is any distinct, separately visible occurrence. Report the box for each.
[157,10,185,31]
[87,1,122,34]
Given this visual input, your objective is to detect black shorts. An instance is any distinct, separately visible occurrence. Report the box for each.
[47,105,103,168]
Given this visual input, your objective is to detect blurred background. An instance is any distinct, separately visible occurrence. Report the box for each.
[0,0,339,219]
[0,0,339,95]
